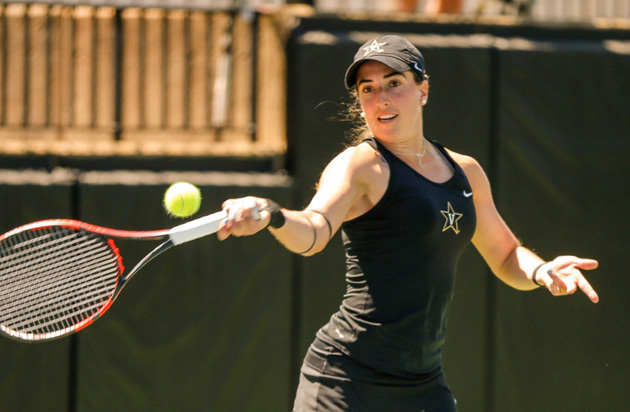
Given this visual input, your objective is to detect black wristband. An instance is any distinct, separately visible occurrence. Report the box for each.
[532,263,546,287]
[262,199,285,229]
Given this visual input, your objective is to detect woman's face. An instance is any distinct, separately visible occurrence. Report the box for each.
[355,60,427,145]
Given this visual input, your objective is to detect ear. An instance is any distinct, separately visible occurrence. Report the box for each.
[419,81,429,105]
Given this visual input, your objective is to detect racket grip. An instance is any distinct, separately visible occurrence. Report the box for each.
[168,210,228,246]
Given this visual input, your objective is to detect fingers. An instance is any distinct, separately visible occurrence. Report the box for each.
[545,264,600,304]
[546,269,570,295]
[553,255,598,271]
[574,258,599,271]
[577,276,600,304]
[218,197,264,240]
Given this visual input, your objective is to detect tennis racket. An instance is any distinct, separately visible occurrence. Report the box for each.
[0,209,243,343]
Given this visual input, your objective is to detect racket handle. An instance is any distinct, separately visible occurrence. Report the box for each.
[168,210,228,246]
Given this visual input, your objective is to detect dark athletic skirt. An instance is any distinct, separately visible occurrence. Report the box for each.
[292,340,458,412]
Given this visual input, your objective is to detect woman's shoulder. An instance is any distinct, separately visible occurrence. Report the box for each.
[445,147,483,174]
[321,140,388,189]
[333,139,386,169]
[444,147,491,193]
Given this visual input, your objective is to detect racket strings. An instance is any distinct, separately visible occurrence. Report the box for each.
[4,240,111,302]
[0,228,118,336]
[0,227,120,340]
[2,231,109,298]
[4,244,115,328]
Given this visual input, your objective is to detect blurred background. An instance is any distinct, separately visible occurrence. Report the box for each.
[0,0,629,411]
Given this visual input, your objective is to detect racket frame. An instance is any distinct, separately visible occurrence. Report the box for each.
[0,210,228,342]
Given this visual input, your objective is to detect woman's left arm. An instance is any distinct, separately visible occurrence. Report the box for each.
[454,153,599,303]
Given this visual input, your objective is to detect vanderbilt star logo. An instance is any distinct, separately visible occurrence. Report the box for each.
[441,202,463,235]
[362,39,386,57]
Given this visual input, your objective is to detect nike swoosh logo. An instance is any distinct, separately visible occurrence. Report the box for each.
[463,190,473,198]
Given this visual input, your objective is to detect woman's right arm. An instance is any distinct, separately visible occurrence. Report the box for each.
[217,143,382,256]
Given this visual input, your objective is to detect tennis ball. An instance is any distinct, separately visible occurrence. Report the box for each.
[163,182,202,218]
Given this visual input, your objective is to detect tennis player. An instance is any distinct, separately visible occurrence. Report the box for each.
[218,35,599,412]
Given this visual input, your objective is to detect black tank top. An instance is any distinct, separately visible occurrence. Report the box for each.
[316,138,477,379]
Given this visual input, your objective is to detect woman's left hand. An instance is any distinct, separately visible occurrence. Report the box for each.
[538,256,599,303]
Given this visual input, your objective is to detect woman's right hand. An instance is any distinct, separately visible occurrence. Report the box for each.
[217,196,268,240]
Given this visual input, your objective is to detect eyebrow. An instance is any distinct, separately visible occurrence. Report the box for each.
[357,70,405,85]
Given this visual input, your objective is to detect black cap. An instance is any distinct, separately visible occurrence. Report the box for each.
[344,35,427,89]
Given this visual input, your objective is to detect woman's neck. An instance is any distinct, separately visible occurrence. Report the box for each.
[380,136,429,167]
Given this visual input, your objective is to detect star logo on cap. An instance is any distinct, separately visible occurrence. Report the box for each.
[362,39,386,57]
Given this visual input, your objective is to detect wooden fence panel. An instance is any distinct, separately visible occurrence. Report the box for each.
[0,4,286,157]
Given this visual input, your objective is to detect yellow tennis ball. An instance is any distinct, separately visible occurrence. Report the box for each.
[163,182,202,218]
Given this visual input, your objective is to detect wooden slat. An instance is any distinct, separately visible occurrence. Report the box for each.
[188,11,209,129]
[121,8,141,129]
[95,7,116,130]
[73,6,94,128]
[48,5,62,133]
[166,9,187,128]
[209,11,231,130]
[58,6,73,128]
[27,4,49,127]
[256,14,286,150]
[5,4,27,127]
[0,6,4,125]
[143,8,165,129]
[230,12,253,140]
